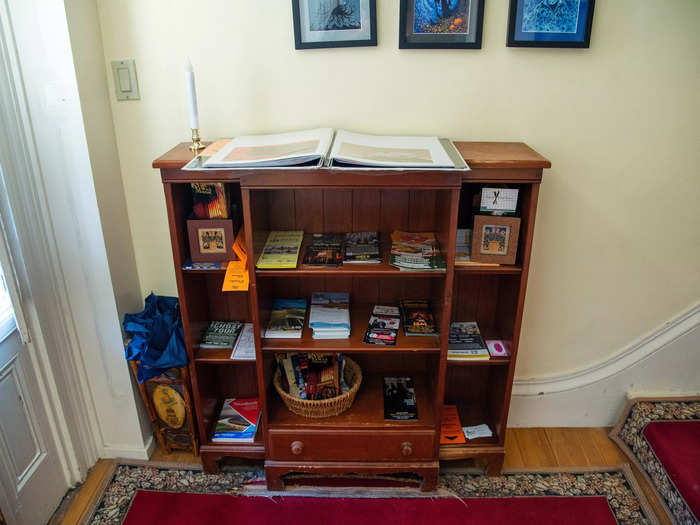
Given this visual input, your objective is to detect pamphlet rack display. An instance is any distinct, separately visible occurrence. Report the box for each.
[153,141,550,490]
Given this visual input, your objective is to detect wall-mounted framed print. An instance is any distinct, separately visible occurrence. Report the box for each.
[507,0,595,48]
[292,0,377,49]
[471,215,521,265]
[399,0,485,49]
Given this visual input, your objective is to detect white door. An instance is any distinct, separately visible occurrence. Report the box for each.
[0,264,68,525]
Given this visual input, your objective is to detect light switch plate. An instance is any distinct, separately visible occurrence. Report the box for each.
[111,59,140,101]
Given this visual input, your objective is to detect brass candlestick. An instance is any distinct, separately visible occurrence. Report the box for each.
[189,128,204,151]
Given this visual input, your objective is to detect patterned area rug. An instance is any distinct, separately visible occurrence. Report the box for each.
[610,397,700,525]
[80,461,657,525]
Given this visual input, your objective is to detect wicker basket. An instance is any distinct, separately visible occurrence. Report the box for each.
[273,357,362,418]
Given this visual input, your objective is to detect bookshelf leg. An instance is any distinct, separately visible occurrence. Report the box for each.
[265,467,285,491]
[485,455,504,477]
[202,453,221,474]
[420,470,439,492]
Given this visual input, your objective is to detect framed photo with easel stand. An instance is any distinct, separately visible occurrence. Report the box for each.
[471,215,521,265]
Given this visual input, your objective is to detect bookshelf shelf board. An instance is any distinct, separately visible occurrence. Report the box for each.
[182,267,227,275]
[194,347,256,364]
[268,373,436,431]
[262,303,440,354]
[255,234,446,278]
[454,264,522,275]
[446,357,511,367]
[200,440,265,459]
[439,442,503,461]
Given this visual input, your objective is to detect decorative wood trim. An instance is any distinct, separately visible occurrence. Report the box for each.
[513,302,700,396]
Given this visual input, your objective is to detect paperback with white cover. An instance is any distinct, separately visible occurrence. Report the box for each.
[203,128,334,168]
[230,323,255,361]
[329,130,460,169]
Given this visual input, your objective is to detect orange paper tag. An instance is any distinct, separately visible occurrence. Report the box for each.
[440,405,466,445]
[232,230,247,263]
[222,232,249,292]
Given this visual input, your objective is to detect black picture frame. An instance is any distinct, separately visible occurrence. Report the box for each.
[507,0,595,48]
[399,0,485,49]
[292,0,377,50]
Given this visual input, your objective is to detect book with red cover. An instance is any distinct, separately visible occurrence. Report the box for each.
[212,398,260,443]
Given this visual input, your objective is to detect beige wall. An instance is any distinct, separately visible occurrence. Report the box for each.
[96,1,700,379]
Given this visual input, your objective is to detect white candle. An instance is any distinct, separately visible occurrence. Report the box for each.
[185,59,199,129]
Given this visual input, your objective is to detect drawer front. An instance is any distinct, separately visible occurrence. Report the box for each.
[268,429,436,461]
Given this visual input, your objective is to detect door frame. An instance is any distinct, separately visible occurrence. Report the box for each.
[0,0,101,487]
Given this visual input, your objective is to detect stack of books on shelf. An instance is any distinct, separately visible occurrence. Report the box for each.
[265,299,307,339]
[343,231,381,264]
[447,321,489,360]
[389,231,446,271]
[256,230,304,270]
[230,323,255,361]
[302,233,343,268]
[308,292,350,339]
[363,305,401,346]
[455,228,472,264]
[400,300,438,336]
[276,353,350,400]
[212,397,261,443]
[200,321,243,350]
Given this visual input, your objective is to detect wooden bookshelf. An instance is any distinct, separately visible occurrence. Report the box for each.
[153,141,549,491]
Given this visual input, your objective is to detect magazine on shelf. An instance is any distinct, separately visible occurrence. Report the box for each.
[200,128,334,169]
[448,321,489,360]
[211,398,260,443]
[363,305,400,346]
[344,231,381,263]
[265,299,307,339]
[308,292,350,340]
[383,376,418,421]
[328,130,468,170]
[230,323,255,361]
[256,230,304,270]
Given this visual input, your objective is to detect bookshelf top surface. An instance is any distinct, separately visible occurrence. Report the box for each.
[153,141,551,173]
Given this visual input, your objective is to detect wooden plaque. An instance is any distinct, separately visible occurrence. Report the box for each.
[471,215,521,265]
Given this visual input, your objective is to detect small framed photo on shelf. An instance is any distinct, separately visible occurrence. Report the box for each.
[399,0,485,49]
[471,215,521,265]
[187,219,236,262]
[507,0,595,48]
[292,0,377,50]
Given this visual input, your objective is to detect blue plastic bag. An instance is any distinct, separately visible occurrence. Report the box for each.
[123,293,187,382]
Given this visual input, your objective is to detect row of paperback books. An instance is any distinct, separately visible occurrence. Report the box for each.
[200,321,255,360]
[264,295,438,343]
[255,230,446,271]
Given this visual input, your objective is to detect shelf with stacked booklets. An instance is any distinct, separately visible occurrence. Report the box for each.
[153,139,549,487]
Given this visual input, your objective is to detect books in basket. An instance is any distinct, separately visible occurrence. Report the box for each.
[344,231,381,264]
[212,398,261,443]
[200,321,243,349]
[256,230,304,270]
[400,300,437,336]
[389,231,446,271]
[276,353,349,400]
[202,129,334,169]
[448,321,489,360]
[309,292,350,339]
[363,305,400,346]
[265,299,307,339]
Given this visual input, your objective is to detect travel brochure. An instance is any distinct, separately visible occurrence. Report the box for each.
[212,398,261,443]
[183,129,469,171]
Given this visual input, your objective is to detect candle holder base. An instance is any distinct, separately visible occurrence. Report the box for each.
[189,128,205,152]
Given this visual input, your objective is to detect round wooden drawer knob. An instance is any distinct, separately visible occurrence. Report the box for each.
[290,441,304,455]
[401,442,413,456]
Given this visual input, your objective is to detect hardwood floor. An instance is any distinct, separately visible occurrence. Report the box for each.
[56,428,671,525]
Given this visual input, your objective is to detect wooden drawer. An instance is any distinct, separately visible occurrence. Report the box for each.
[268,429,436,461]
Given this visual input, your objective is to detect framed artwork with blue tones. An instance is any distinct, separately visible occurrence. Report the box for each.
[292,0,377,49]
[507,0,595,48]
[399,0,485,49]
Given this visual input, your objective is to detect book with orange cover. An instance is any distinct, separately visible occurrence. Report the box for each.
[440,405,466,445]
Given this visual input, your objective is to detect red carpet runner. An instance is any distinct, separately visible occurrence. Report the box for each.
[643,420,700,520]
[124,491,618,525]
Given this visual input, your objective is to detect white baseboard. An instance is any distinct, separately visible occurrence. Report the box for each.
[100,435,155,460]
[509,302,700,427]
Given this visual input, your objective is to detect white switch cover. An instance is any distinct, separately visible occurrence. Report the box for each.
[111,59,140,100]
